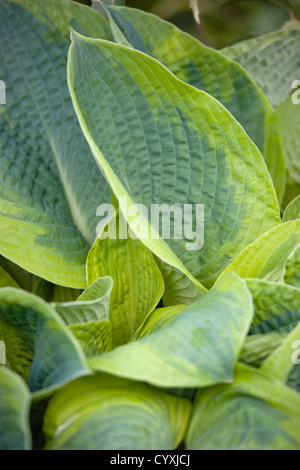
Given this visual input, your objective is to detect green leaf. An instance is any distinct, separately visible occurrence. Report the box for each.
[261,321,300,390]
[240,333,286,367]
[0,0,113,288]
[283,196,300,222]
[286,360,300,393]
[52,285,82,303]
[0,288,89,397]
[88,273,253,388]
[284,244,300,288]
[0,256,38,292]
[68,31,280,289]
[53,277,113,356]
[247,279,300,334]
[133,305,186,340]
[222,29,300,109]
[0,265,20,289]
[224,219,300,279]
[104,4,285,202]
[186,363,300,450]
[87,212,165,346]
[276,96,300,208]
[0,367,31,450]
[155,260,204,307]
[53,277,113,325]
[190,0,200,23]
[43,374,192,450]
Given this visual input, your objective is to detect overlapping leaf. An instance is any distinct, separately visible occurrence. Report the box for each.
[103,4,285,201]
[0,0,113,287]
[283,196,300,222]
[283,244,300,288]
[240,334,286,367]
[186,363,300,450]
[261,321,300,392]
[0,288,88,396]
[222,28,300,108]
[68,31,280,289]
[88,273,253,387]
[87,213,164,345]
[43,374,191,450]
[53,277,112,325]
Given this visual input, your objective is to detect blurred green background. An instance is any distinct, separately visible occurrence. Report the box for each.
[76,1,299,48]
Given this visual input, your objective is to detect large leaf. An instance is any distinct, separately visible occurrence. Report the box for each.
[224,219,300,279]
[186,363,300,450]
[103,4,285,202]
[0,367,31,450]
[68,32,280,289]
[240,333,286,367]
[0,0,113,287]
[88,273,253,387]
[222,28,300,108]
[43,374,191,450]
[247,279,300,334]
[87,212,165,345]
[0,288,88,397]
[276,96,300,208]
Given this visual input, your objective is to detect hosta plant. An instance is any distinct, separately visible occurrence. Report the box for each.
[0,0,300,451]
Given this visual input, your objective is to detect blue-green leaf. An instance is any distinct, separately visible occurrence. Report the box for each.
[0,367,31,450]
[68,31,280,289]
[43,374,191,450]
[88,273,253,388]
[0,288,89,397]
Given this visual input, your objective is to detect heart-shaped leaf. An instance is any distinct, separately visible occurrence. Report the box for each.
[68,31,280,289]
[0,367,31,450]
